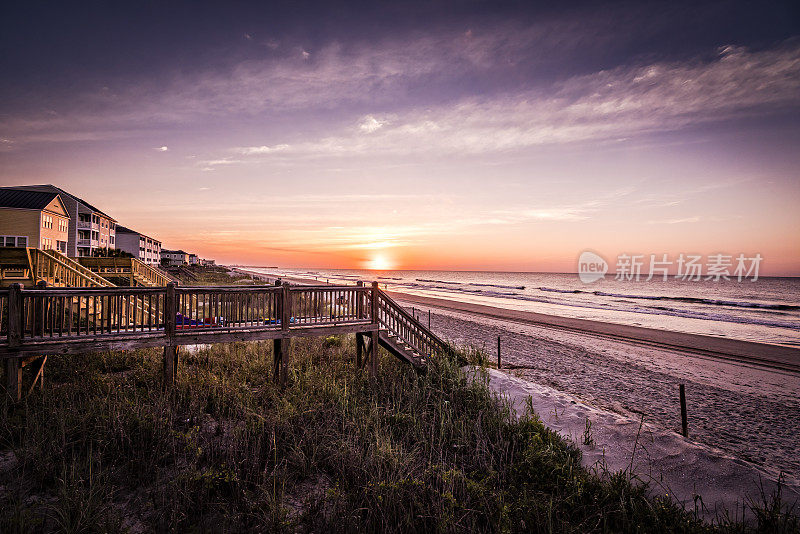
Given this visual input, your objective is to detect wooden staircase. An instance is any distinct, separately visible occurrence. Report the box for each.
[78,257,176,287]
[374,288,452,371]
[379,331,428,369]
[38,249,115,287]
[0,247,113,288]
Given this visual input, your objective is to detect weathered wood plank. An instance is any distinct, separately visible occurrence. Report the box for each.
[4,357,22,402]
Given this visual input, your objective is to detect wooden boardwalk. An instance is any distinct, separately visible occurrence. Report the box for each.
[0,281,451,401]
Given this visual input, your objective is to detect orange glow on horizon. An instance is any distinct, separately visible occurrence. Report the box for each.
[363,254,395,270]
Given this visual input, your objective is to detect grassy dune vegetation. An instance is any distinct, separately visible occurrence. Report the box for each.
[1,337,796,533]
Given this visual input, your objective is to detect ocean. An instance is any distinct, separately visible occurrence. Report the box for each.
[243,267,800,347]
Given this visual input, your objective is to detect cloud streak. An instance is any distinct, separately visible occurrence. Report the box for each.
[221,42,800,159]
[5,15,798,149]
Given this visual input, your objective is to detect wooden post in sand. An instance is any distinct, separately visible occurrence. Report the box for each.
[497,336,501,369]
[679,384,688,437]
[428,310,431,329]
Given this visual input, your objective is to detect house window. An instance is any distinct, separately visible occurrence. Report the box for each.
[1,235,28,247]
[57,241,67,253]
[42,214,53,229]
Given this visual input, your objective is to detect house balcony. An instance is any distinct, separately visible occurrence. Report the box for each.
[77,221,98,230]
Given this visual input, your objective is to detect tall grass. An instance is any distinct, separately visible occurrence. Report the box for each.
[0,338,796,532]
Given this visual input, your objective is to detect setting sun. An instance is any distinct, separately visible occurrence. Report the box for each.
[364,254,394,270]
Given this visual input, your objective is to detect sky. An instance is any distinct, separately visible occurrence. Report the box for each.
[1,1,799,274]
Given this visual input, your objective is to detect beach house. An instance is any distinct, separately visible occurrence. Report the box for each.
[161,249,188,266]
[9,184,117,257]
[0,187,70,252]
[116,225,162,265]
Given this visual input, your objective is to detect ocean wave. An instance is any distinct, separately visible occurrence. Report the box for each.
[536,287,799,311]
[403,283,799,330]
[414,278,524,290]
[472,282,526,290]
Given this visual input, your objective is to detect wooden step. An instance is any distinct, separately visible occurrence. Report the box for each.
[378,331,427,372]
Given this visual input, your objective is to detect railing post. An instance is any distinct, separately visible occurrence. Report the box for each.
[279,281,292,386]
[371,282,379,325]
[370,281,380,377]
[272,279,282,383]
[163,282,178,385]
[7,283,22,349]
[356,281,364,367]
[272,279,291,387]
[35,280,47,337]
[4,283,23,402]
[356,281,364,318]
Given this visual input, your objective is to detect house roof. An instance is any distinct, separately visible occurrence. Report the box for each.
[117,226,160,243]
[0,187,63,211]
[10,184,116,221]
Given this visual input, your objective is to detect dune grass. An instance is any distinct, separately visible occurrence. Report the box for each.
[0,338,796,532]
[178,265,260,286]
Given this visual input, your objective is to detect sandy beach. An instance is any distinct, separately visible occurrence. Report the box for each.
[397,297,800,517]
[387,291,800,373]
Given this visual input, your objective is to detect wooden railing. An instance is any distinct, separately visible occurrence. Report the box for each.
[77,256,175,287]
[289,285,372,325]
[19,286,165,341]
[28,249,112,288]
[0,282,379,356]
[0,281,450,361]
[376,289,451,358]
[174,286,281,334]
[1,281,455,400]
[1,248,111,288]
[132,258,176,286]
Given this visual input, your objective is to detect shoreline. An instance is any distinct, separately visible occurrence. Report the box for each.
[231,267,800,373]
[387,291,800,374]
